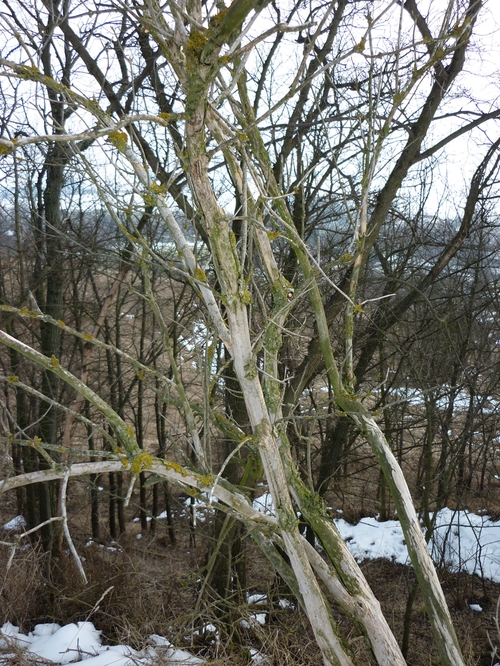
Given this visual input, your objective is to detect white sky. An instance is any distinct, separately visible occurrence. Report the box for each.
[423,0,500,215]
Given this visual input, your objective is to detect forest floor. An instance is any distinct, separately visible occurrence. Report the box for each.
[2,481,500,665]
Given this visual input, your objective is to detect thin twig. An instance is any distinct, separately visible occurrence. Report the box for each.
[60,470,88,584]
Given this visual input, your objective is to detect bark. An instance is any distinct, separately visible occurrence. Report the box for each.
[1,2,491,663]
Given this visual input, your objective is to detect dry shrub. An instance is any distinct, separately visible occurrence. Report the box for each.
[0,544,46,629]
[2,526,500,665]
[0,534,193,646]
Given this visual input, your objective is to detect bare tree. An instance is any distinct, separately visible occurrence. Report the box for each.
[1,1,500,664]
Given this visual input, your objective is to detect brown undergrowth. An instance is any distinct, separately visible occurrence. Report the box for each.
[1,495,500,666]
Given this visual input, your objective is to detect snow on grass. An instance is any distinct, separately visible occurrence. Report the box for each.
[247,593,268,605]
[253,492,500,580]
[4,499,500,665]
[0,621,273,665]
[335,515,410,564]
[249,647,271,664]
[0,622,204,665]
[430,508,500,581]
[1,515,26,531]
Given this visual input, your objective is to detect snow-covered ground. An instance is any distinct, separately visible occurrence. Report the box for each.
[0,622,204,665]
[0,615,270,665]
[336,507,500,581]
[3,502,500,664]
[254,493,500,582]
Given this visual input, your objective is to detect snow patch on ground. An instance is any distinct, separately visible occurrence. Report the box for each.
[253,493,500,581]
[1,515,26,531]
[4,501,500,664]
[0,622,204,665]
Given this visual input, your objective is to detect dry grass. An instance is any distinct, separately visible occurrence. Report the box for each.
[1,503,500,666]
[2,421,500,665]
